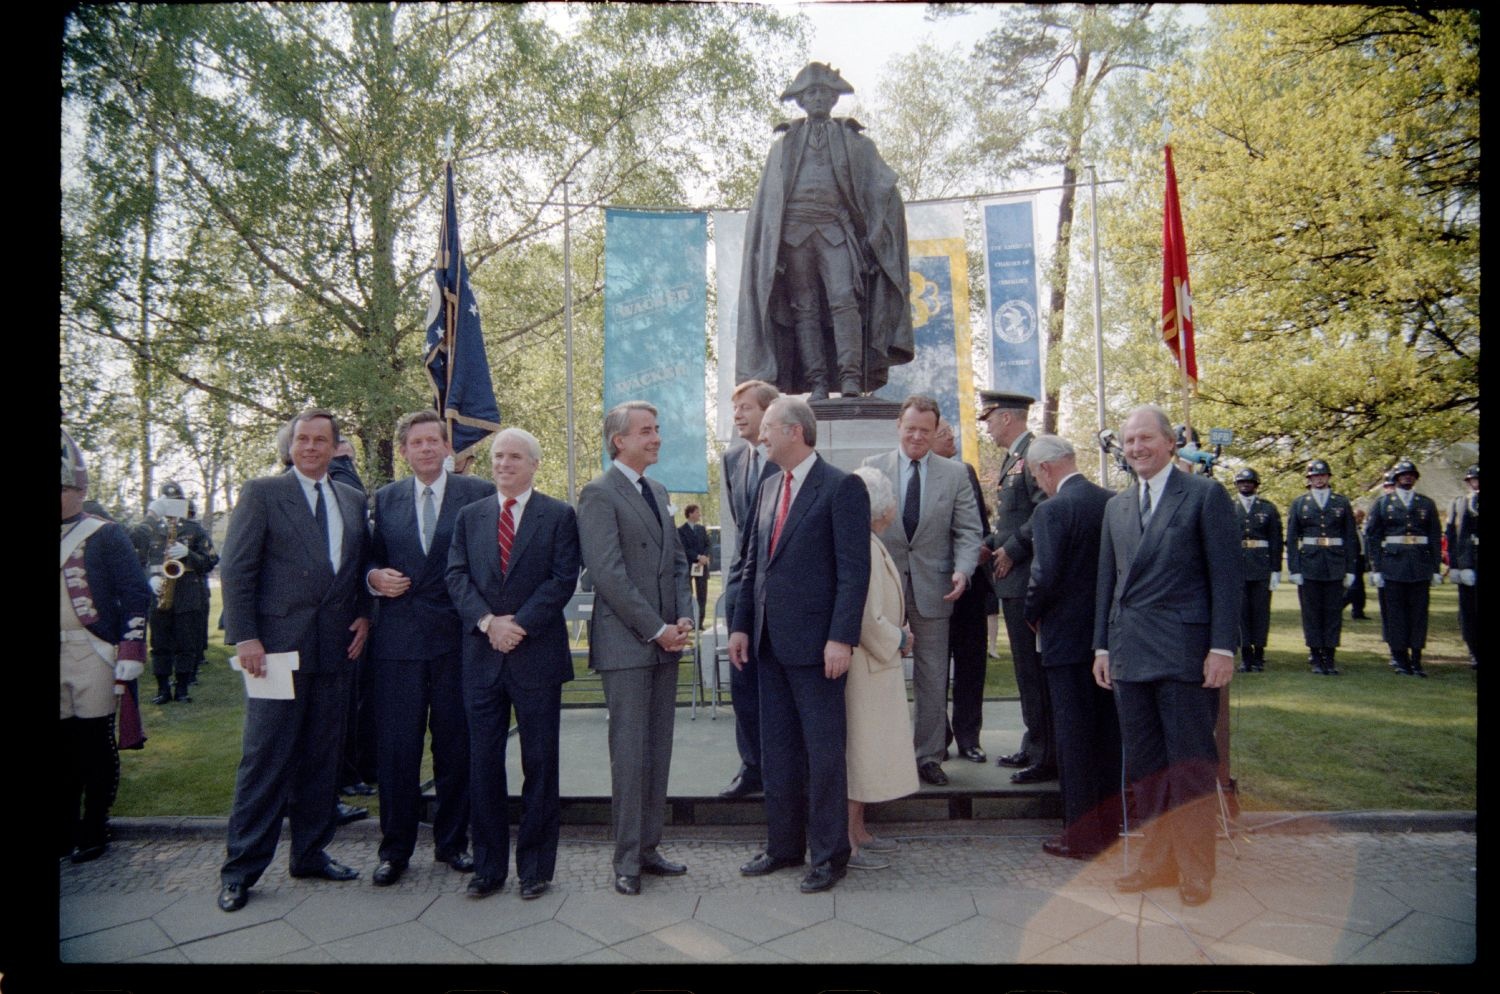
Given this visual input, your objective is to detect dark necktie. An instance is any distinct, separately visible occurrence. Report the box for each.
[420,485,437,554]
[314,481,331,563]
[1140,482,1152,527]
[770,472,794,557]
[498,497,516,573]
[639,477,661,525]
[903,459,921,541]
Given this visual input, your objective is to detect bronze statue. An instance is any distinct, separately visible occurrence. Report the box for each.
[736,62,913,401]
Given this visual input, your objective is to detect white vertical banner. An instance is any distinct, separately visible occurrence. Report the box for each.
[711,210,747,445]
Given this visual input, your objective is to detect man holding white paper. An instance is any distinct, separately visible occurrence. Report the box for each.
[217,408,372,913]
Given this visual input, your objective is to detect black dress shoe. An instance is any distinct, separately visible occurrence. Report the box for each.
[1042,837,1101,860]
[995,751,1028,769]
[1010,764,1057,784]
[1115,867,1177,893]
[218,882,249,912]
[640,852,687,876]
[918,762,949,786]
[340,781,376,797]
[372,859,406,887]
[151,692,171,705]
[614,874,641,895]
[467,874,504,899]
[335,801,369,826]
[959,745,987,764]
[719,766,763,799]
[291,859,359,881]
[70,843,108,864]
[799,862,846,893]
[437,850,475,873]
[519,879,549,900]
[740,852,804,876]
[1178,877,1212,906]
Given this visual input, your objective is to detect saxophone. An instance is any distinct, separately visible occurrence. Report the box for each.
[158,516,184,610]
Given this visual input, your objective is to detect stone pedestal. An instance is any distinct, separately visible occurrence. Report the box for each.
[810,396,901,472]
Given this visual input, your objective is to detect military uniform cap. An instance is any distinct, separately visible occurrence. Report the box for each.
[1382,471,1396,486]
[781,62,855,101]
[160,480,185,499]
[61,428,88,491]
[1305,459,1332,477]
[1391,459,1419,479]
[978,390,1035,411]
[1234,468,1260,485]
[1464,464,1479,480]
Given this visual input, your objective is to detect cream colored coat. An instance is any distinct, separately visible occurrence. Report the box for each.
[846,533,921,803]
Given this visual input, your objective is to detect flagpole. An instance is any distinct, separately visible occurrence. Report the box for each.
[563,178,576,505]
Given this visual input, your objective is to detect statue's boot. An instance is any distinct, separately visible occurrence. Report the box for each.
[832,310,863,397]
[795,320,831,401]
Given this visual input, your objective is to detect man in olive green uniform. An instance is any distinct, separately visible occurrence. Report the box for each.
[1365,460,1443,677]
[1285,460,1358,675]
[1232,469,1282,672]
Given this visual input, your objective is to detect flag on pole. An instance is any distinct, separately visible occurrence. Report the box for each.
[1162,145,1198,384]
[424,161,501,462]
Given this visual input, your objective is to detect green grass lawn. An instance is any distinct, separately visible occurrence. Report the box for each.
[112,579,1475,817]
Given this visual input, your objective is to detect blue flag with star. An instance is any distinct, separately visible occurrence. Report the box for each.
[424,161,501,460]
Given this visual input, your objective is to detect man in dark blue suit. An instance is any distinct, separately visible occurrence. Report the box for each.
[729,397,869,893]
[447,428,580,900]
[366,411,495,887]
[218,409,372,912]
[1023,434,1121,860]
[1093,406,1241,907]
[718,379,780,799]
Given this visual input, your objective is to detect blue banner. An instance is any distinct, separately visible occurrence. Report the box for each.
[603,209,708,493]
[982,199,1042,399]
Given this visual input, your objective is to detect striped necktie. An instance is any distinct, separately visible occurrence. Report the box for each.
[498,497,517,573]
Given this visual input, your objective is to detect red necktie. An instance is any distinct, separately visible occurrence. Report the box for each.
[498,497,517,572]
[769,472,793,557]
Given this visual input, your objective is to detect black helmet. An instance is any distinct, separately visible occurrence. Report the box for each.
[1382,471,1396,487]
[1234,468,1260,485]
[1305,459,1332,477]
[160,480,185,499]
[1391,459,1419,480]
[1464,464,1479,481]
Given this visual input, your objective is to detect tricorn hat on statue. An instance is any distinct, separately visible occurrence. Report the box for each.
[61,428,88,491]
[780,62,855,101]
[978,390,1035,412]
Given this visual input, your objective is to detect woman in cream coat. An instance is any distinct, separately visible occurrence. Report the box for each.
[847,468,919,869]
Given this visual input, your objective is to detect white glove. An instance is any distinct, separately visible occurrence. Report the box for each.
[1269,573,1280,591]
[166,541,189,560]
[1290,573,1303,586]
[1371,572,1384,589]
[1343,573,1354,589]
[1458,569,1477,586]
[114,659,144,682]
[1432,572,1444,586]
[149,575,165,595]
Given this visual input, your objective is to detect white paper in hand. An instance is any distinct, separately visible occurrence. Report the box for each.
[230,651,300,699]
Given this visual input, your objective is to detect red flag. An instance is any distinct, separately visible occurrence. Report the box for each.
[1162,145,1197,384]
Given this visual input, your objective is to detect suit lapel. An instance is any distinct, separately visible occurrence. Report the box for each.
[769,458,822,562]
[505,493,545,580]
[418,474,465,578]
[335,484,365,576]
[277,474,334,575]
[1123,471,1185,591]
[610,467,663,547]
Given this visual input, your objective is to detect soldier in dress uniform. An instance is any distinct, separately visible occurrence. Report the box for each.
[1445,465,1478,669]
[1285,460,1358,675]
[1232,469,1282,673]
[132,481,219,704]
[1366,460,1443,677]
[1375,472,1397,665]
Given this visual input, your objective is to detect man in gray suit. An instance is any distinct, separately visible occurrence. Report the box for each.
[1093,405,1241,907]
[861,395,982,786]
[577,401,694,896]
[217,408,372,913]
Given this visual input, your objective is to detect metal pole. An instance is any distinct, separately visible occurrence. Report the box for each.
[563,179,576,504]
[1089,165,1108,485]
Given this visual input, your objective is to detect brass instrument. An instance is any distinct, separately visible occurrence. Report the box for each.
[159,516,183,610]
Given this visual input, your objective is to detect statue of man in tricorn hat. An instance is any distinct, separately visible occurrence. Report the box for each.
[736,62,913,401]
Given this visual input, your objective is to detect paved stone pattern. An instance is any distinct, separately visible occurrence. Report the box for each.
[59,822,1475,965]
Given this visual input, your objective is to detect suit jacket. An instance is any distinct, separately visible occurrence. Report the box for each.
[988,431,1048,599]
[1233,495,1283,581]
[577,466,693,671]
[861,450,982,619]
[1093,468,1242,683]
[678,521,710,562]
[731,455,870,663]
[1025,474,1114,667]
[446,490,580,689]
[722,442,779,622]
[369,472,496,660]
[220,472,371,674]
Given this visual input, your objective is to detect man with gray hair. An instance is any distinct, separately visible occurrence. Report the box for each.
[577,401,694,896]
[1022,435,1122,860]
[1093,406,1241,906]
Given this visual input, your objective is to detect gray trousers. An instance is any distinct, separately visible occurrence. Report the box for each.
[905,579,952,767]
[600,662,677,876]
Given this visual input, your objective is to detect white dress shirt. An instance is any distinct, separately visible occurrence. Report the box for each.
[292,466,343,570]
